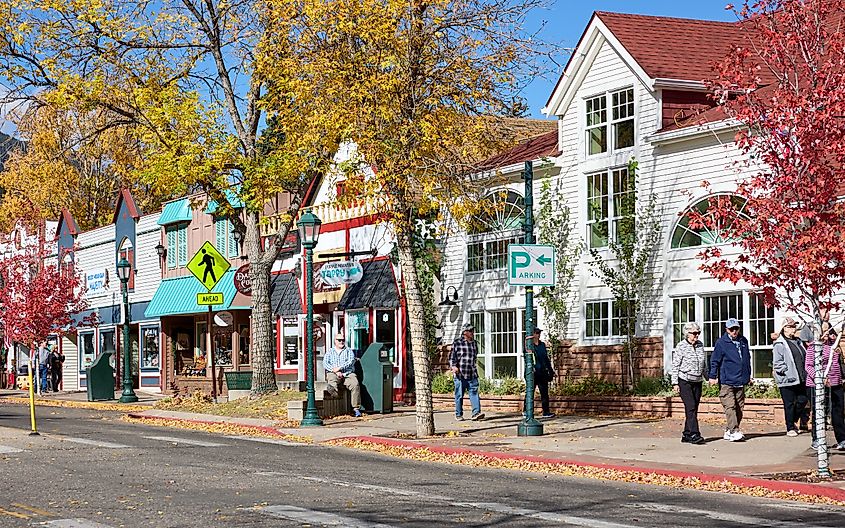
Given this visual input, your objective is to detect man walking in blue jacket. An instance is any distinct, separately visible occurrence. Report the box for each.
[708,317,752,441]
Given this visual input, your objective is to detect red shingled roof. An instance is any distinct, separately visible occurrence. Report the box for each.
[596,12,748,82]
[478,129,560,171]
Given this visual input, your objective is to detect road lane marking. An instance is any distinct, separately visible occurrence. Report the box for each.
[627,503,840,528]
[62,438,130,449]
[230,435,307,447]
[43,519,115,527]
[294,475,629,527]
[10,502,53,516]
[143,436,226,447]
[257,505,398,527]
[0,445,23,454]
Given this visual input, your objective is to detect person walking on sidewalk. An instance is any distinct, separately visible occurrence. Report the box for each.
[530,328,555,418]
[324,332,363,418]
[772,316,809,437]
[49,344,65,393]
[671,322,707,445]
[450,322,484,421]
[708,317,751,442]
[805,324,845,450]
[37,341,50,393]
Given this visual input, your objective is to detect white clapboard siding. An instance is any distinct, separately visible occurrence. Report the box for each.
[130,213,162,305]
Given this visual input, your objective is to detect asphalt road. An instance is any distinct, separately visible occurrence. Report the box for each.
[1,403,844,528]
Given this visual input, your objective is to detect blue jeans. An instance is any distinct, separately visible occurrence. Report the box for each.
[39,364,49,392]
[454,377,481,417]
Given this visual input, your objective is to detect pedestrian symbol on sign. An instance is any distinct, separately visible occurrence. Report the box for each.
[187,241,231,291]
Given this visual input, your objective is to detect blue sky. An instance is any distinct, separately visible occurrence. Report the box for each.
[523,1,735,117]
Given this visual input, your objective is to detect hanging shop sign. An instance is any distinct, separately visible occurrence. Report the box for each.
[214,311,233,327]
[319,260,364,287]
[233,264,251,296]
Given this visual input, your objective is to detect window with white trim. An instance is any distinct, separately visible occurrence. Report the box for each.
[469,312,485,378]
[585,300,630,338]
[748,293,775,378]
[491,310,517,378]
[466,190,525,273]
[673,297,695,346]
[671,194,750,249]
[585,87,634,155]
[587,167,634,248]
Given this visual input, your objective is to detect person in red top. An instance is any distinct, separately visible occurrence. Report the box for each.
[805,324,845,450]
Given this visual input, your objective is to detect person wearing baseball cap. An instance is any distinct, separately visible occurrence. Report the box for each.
[449,322,484,421]
[708,317,751,441]
[530,327,555,418]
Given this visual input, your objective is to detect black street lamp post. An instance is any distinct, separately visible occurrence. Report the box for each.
[116,257,138,403]
[298,211,323,426]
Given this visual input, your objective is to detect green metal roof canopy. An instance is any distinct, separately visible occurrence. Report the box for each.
[158,199,193,226]
[144,270,247,318]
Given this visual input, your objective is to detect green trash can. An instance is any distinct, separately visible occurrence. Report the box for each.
[359,342,394,413]
[86,351,116,401]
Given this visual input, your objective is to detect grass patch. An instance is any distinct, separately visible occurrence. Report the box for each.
[154,389,306,421]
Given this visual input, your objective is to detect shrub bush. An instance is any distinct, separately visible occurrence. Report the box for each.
[551,376,622,396]
[491,377,526,396]
[431,373,453,394]
[632,375,672,396]
[478,376,495,395]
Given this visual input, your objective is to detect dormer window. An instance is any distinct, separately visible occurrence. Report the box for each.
[586,87,635,155]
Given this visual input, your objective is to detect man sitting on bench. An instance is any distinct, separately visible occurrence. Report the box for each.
[324,332,362,417]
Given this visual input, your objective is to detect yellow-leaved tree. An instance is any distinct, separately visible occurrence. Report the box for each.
[0,102,175,232]
[260,0,547,435]
[0,1,341,395]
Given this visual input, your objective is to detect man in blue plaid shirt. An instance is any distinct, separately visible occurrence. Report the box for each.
[450,322,484,420]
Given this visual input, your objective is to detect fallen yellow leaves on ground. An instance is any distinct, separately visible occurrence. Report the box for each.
[154,390,304,421]
[121,415,311,443]
[0,396,149,413]
[325,438,845,507]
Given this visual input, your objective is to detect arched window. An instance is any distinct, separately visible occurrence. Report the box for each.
[469,190,525,235]
[671,194,749,249]
[118,237,135,289]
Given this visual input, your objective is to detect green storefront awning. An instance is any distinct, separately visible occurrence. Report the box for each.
[144,270,247,318]
[158,199,193,226]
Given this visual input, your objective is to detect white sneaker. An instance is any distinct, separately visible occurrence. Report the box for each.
[731,430,745,441]
[786,430,798,437]
[723,430,733,441]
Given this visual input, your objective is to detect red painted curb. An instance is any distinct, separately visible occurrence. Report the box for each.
[126,412,295,438]
[333,435,845,502]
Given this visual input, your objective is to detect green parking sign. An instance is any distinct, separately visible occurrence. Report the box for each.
[508,244,555,286]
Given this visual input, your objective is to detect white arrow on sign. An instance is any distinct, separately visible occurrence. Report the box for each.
[507,244,556,286]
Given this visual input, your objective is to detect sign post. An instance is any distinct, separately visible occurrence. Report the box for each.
[513,161,551,437]
[187,241,230,403]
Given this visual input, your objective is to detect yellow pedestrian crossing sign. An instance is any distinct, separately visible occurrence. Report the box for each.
[187,241,231,291]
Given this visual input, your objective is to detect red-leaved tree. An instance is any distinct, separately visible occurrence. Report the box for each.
[0,247,88,356]
[697,0,845,476]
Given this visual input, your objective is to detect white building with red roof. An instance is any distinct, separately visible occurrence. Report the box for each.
[441,11,780,383]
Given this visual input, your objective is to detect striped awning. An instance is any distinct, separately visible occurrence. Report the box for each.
[144,271,248,318]
[157,199,193,226]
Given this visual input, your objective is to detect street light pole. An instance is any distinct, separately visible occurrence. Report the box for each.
[518,160,543,437]
[117,258,138,403]
[298,211,323,426]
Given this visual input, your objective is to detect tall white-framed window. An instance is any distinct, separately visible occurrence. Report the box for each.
[466,190,525,274]
[585,87,635,156]
[587,166,633,249]
[670,291,774,379]
[469,312,485,378]
[490,310,518,378]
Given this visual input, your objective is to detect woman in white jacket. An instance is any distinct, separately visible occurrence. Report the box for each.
[672,322,707,444]
[771,316,808,437]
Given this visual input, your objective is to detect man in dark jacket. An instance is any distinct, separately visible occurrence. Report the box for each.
[531,328,555,418]
[708,317,752,442]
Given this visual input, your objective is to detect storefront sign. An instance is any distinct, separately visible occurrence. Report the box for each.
[86,269,110,294]
[233,264,251,295]
[319,260,363,286]
[214,311,233,327]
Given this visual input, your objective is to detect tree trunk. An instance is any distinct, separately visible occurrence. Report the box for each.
[246,211,277,395]
[396,228,434,437]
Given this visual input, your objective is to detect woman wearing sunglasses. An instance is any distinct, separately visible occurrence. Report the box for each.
[671,322,707,444]
[772,316,809,437]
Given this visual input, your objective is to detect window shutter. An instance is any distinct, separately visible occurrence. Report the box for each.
[166,227,177,269]
[215,219,226,254]
[228,220,238,257]
[177,226,188,266]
